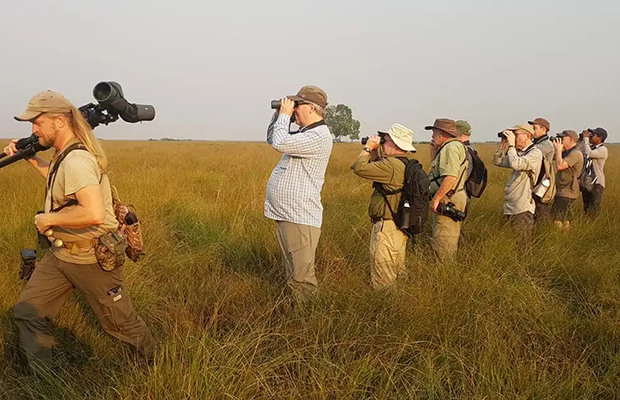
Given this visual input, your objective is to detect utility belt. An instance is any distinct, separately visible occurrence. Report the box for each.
[42,230,127,271]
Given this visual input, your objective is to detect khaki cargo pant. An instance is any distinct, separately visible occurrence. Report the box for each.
[13,251,154,373]
[432,190,468,261]
[370,219,408,290]
[276,221,321,297]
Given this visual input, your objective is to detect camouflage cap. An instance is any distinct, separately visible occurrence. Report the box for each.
[287,85,328,108]
[456,120,472,136]
[14,90,73,122]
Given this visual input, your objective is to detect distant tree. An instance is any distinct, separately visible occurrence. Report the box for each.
[324,104,361,140]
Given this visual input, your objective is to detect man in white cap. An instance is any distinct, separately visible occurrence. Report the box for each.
[351,124,417,289]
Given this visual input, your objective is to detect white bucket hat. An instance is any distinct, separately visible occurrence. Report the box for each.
[378,123,416,152]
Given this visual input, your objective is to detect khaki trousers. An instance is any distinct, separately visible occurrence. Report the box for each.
[370,219,408,290]
[275,221,321,296]
[432,191,468,261]
[13,251,154,373]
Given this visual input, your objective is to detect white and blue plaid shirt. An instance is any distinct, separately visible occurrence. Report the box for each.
[264,113,333,228]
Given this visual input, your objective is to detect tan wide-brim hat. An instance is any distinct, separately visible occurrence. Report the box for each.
[378,123,416,152]
[14,90,73,122]
[424,118,459,137]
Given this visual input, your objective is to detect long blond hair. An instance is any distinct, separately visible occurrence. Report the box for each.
[50,107,108,172]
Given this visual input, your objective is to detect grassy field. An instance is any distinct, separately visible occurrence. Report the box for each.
[1,141,619,399]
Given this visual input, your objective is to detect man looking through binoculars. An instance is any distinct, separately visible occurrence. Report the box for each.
[265,86,333,300]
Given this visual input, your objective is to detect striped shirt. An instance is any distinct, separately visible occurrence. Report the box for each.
[264,113,333,228]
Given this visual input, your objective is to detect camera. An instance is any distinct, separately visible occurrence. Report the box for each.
[19,249,36,281]
[361,134,386,145]
[437,202,466,222]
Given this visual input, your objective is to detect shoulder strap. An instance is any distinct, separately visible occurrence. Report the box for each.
[46,143,89,212]
[373,156,411,218]
[430,141,466,186]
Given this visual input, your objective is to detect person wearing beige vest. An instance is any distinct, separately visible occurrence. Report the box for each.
[4,90,153,374]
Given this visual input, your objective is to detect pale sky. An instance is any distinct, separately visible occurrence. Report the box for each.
[0,0,618,142]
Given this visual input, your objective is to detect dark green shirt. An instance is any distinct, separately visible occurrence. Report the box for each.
[351,152,416,220]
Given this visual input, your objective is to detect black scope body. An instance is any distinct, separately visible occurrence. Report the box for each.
[497,131,506,138]
[361,136,386,145]
[92,81,155,124]
[437,202,466,222]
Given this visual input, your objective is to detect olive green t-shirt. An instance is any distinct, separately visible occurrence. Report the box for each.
[555,148,584,199]
[429,139,468,195]
[46,150,118,264]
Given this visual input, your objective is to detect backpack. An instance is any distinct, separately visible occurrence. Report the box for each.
[375,157,430,236]
[464,147,487,198]
[531,149,556,204]
[579,155,597,192]
[433,142,485,199]
[46,143,145,263]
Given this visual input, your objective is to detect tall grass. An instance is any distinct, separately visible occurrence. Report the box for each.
[1,142,619,399]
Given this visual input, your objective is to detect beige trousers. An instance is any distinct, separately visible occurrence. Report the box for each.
[370,219,408,289]
[275,221,321,296]
[13,251,154,373]
[432,190,468,261]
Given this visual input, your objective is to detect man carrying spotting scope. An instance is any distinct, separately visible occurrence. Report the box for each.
[3,90,154,375]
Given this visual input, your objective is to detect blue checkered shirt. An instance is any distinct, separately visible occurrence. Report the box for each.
[265,113,333,228]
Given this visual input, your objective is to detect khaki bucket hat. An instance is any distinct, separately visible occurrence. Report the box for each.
[378,123,416,152]
[14,90,73,122]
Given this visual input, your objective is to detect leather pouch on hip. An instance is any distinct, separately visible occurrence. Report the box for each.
[95,231,127,272]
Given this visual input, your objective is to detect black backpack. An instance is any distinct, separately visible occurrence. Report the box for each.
[375,157,430,236]
[464,147,487,198]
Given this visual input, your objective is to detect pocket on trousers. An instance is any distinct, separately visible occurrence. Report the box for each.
[97,288,134,332]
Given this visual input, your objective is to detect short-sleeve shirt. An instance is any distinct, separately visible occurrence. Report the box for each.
[429,139,468,195]
[46,150,118,264]
[555,147,584,199]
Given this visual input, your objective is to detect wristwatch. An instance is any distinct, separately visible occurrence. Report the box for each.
[363,147,372,153]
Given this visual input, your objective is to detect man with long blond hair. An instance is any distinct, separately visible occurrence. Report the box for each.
[4,90,153,374]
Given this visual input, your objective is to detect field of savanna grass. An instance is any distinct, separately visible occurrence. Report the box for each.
[1,141,620,399]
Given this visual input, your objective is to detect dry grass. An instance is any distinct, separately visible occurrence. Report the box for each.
[1,141,619,399]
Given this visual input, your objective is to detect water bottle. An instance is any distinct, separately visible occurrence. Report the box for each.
[400,200,411,228]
